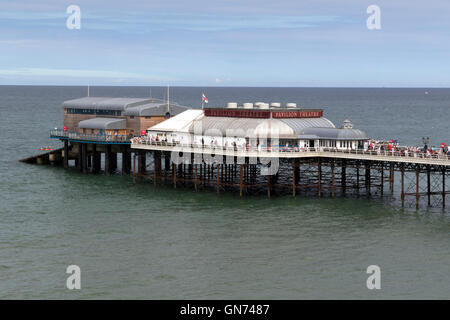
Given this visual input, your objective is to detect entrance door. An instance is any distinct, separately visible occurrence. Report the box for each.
[309,140,315,148]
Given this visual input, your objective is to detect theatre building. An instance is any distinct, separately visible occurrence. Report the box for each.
[146,102,368,150]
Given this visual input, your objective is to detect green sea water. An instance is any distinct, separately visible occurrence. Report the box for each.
[0,86,449,299]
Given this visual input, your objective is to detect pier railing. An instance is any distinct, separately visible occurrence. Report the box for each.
[50,130,130,143]
[131,139,450,165]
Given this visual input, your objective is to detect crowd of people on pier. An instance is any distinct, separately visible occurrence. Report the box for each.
[365,139,450,158]
[131,133,450,159]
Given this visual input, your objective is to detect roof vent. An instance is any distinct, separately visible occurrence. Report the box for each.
[227,102,238,109]
[286,103,297,108]
[270,102,281,108]
[243,103,253,109]
[254,102,265,108]
[341,119,354,129]
[259,103,270,109]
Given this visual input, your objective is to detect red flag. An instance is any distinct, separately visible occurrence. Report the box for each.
[202,93,208,103]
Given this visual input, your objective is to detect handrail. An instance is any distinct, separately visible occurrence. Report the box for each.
[130,138,450,162]
[50,130,130,142]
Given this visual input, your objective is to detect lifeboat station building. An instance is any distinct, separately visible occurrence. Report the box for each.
[49,96,187,175]
[145,102,368,151]
[61,96,188,136]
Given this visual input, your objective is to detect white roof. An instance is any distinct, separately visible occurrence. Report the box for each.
[148,109,204,133]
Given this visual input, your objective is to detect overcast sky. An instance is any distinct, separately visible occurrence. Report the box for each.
[1,0,450,86]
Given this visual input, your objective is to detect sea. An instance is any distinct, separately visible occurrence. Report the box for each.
[0,86,449,299]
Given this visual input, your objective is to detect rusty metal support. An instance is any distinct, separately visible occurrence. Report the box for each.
[427,166,431,206]
[443,168,446,208]
[331,159,335,198]
[401,164,405,207]
[318,158,322,198]
[240,164,244,197]
[416,168,420,209]
[194,164,198,192]
[292,161,296,198]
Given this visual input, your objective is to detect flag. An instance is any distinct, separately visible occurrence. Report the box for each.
[202,93,208,103]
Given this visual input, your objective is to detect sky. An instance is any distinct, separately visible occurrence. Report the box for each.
[1,0,450,87]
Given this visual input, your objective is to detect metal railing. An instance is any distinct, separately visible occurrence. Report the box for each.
[50,130,130,143]
[131,138,450,162]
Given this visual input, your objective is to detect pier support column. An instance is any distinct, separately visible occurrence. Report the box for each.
[380,165,384,196]
[331,159,335,198]
[292,161,296,198]
[63,140,69,169]
[401,164,405,207]
[173,163,177,189]
[416,168,420,209]
[427,166,431,206]
[77,143,82,171]
[341,159,346,195]
[153,152,157,185]
[92,144,101,173]
[122,146,130,175]
[267,174,271,199]
[105,145,112,176]
[110,152,117,173]
[356,162,360,196]
[389,163,395,193]
[81,143,88,174]
[194,164,198,192]
[216,164,221,194]
[365,162,371,196]
[240,164,244,197]
[138,151,146,175]
[317,158,322,198]
[442,168,446,208]
[165,153,171,176]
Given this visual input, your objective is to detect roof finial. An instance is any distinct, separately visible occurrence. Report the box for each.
[87,85,90,97]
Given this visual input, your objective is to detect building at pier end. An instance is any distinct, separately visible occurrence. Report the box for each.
[61,97,188,136]
[145,102,369,150]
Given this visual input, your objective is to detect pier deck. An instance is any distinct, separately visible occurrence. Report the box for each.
[131,142,450,167]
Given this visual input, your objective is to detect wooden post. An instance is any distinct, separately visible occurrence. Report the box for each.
[401,164,405,207]
[267,174,271,199]
[380,165,384,196]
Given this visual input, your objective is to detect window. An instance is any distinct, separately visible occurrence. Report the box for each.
[130,116,134,119]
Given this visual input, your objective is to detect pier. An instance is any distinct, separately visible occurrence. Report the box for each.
[129,141,450,208]
[18,96,448,210]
